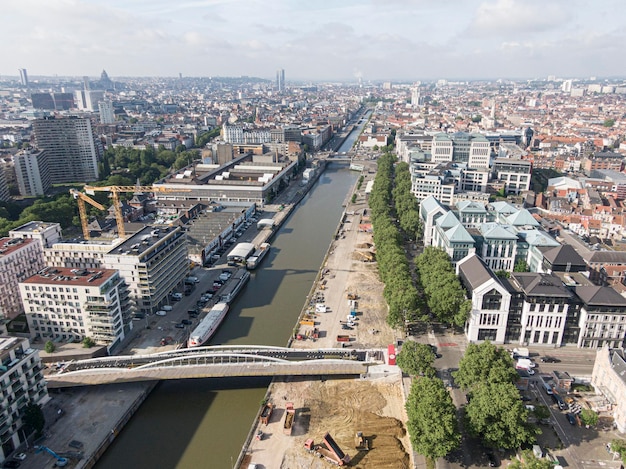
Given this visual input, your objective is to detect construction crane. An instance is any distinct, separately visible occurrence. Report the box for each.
[70,189,106,240]
[83,185,189,238]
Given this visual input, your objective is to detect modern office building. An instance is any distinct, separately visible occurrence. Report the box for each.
[32,116,100,183]
[98,99,115,124]
[0,337,49,462]
[20,267,131,352]
[0,238,45,319]
[12,149,51,196]
[431,132,491,168]
[491,159,532,195]
[276,68,285,92]
[31,92,75,111]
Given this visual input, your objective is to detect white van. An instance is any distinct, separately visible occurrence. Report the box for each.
[162,305,173,311]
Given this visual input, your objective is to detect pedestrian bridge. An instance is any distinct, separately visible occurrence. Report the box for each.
[45,345,386,388]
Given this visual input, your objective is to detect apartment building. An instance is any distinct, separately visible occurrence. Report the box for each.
[9,221,62,249]
[575,286,626,349]
[0,238,45,319]
[32,116,101,183]
[12,149,51,197]
[0,337,49,462]
[20,267,131,351]
[103,226,189,315]
[431,132,491,168]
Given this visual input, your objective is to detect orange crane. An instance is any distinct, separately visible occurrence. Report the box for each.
[69,189,107,240]
[83,185,189,237]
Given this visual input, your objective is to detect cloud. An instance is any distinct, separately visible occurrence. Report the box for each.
[467,0,573,37]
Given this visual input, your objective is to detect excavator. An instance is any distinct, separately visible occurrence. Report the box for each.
[35,445,68,467]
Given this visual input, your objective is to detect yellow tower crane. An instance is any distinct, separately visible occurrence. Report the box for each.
[69,189,106,240]
[83,185,189,238]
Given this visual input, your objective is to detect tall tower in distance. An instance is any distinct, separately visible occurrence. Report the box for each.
[18,68,29,87]
[276,68,285,93]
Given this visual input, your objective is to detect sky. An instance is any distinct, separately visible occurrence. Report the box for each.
[1,0,625,82]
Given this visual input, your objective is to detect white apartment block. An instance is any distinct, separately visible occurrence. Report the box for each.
[0,337,49,462]
[431,132,491,169]
[44,240,116,269]
[412,175,455,206]
[20,267,131,351]
[492,159,532,195]
[9,221,62,249]
[12,149,51,197]
[0,238,45,319]
[102,226,189,314]
[98,99,115,124]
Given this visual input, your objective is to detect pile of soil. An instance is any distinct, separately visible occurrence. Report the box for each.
[279,380,410,469]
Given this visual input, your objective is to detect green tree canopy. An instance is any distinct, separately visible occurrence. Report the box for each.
[44,340,56,353]
[465,381,538,449]
[396,341,436,377]
[406,377,461,460]
[508,450,555,469]
[454,341,518,390]
[22,402,46,437]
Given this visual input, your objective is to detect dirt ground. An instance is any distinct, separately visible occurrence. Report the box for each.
[245,169,413,469]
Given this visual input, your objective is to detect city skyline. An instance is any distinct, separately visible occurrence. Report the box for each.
[0,0,625,81]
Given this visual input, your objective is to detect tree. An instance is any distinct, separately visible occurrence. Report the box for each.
[514,260,529,272]
[82,337,96,348]
[22,402,46,437]
[44,341,55,353]
[609,439,626,465]
[580,409,599,427]
[465,382,538,449]
[454,341,518,390]
[604,118,615,128]
[406,377,460,460]
[396,341,436,377]
[508,449,555,469]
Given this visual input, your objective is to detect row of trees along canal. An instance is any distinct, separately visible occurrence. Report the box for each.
[0,128,220,236]
[368,152,469,329]
[369,152,558,468]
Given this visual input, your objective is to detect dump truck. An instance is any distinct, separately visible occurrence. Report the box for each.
[259,402,273,425]
[283,402,295,435]
[336,335,350,342]
[304,433,351,466]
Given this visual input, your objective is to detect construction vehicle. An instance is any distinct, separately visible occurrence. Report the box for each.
[35,445,68,467]
[355,431,370,451]
[259,402,273,425]
[70,189,106,240]
[82,184,189,238]
[304,433,351,466]
[283,402,295,435]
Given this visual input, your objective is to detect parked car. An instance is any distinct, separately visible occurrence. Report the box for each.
[566,413,577,425]
[540,356,561,363]
[2,460,20,468]
[181,319,192,325]
[162,305,173,311]
[174,323,185,329]
[170,292,183,301]
[155,310,167,316]
[13,455,26,462]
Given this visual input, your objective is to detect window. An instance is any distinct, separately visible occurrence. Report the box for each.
[482,289,502,310]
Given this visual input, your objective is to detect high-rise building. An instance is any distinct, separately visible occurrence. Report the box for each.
[0,166,9,202]
[276,68,285,92]
[32,116,100,183]
[0,336,49,462]
[18,68,28,87]
[431,132,491,169]
[98,99,115,124]
[0,237,45,319]
[13,149,51,196]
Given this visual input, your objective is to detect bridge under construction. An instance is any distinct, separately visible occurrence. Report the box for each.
[45,345,386,388]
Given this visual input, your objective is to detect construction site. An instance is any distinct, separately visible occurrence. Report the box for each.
[243,192,413,469]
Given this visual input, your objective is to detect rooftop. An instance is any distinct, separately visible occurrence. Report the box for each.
[0,237,34,256]
[107,225,180,257]
[23,266,117,287]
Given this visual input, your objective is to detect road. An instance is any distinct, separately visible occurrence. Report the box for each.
[409,329,617,469]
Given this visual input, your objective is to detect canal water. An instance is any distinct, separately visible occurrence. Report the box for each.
[95,165,360,469]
